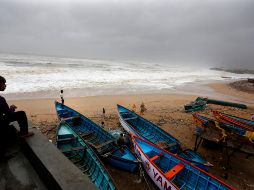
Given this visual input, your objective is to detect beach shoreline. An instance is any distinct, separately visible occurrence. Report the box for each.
[5,80,254,120]
[1,79,234,100]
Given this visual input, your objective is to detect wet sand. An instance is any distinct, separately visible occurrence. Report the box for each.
[4,81,254,190]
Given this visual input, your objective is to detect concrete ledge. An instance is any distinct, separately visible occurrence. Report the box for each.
[13,122,97,190]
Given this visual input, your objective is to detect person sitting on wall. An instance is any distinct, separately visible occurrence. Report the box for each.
[0,76,34,138]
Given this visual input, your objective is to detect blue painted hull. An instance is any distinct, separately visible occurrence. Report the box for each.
[105,146,139,172]
[132,135,235,190]
[56,121,117,190]
[55,101,139,172]
[117,104,211,170]
[213,111,254,132]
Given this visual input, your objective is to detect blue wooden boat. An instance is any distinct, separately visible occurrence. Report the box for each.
[213,111,254,132]
[56,121,117,190]
[193,113,253,141]
[117,105,211,170]
[196,97,247,109]
[184,99,207,112]
[55,101,139,172]
[132,135,235,190]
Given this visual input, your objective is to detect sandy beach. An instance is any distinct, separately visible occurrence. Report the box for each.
[4,80,254,190]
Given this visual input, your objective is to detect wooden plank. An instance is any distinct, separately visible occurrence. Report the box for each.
[162,142,178,150]
[80,132,93,139]
[93,140,114,149]
[150,153,164,162]
[61,146,84,153]
[57,137,77,142]
[62,116,80,122]
[120,112,129,115]
[165,163,185,179]
[124,117,138,121]
[150,155,160,162]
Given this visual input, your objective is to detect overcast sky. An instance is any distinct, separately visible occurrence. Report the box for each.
[0,0,254,68]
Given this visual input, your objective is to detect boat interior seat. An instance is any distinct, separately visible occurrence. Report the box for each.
[59,111,72,117]
[124,116,138,121]
[145,150,158,158]
[57,109,68,114]
[165,163,185,179]
[62,115,81,122]
[150,152,164,162]
[61,146,84,153]
[89,140,114,151]
[120,112,129,115]
[80,131,93,139]
[57,136,78,143]
[154,156,171,173]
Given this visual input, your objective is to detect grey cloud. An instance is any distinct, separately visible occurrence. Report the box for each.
[0,0,254,68]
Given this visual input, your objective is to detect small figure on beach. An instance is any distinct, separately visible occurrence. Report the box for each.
[117,133,131,147]
[117,133,125,147]
[132,104,136,112]
[0,76,34,139]
[140,101,147,115]
[102,107,106,118]
[60,89,64,105]
[101,121,105,128]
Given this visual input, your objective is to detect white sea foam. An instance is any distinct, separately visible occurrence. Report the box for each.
[0,53,253,97]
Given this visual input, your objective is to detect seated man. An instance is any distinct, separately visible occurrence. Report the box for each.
[117,133,131,147]
[0,76,34,138]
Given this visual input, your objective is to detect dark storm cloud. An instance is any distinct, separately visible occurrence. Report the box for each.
[0,0,254,68]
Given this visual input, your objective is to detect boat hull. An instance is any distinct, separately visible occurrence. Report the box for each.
[213,111,254,132]
[117,104,210,170]
[132,135,234,190]
[132,139,178,190]
[56,121,117,190]
[193,113,248,137]
[55,101,139,172]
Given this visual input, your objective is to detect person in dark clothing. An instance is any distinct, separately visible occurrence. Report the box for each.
[102,107,106,118]
[117,133,126,147]
[60,89,64,105]
[0,76,34,138]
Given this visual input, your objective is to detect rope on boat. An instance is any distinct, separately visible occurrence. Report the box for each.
[214,121,227,142]
[138,165,152,190]
[216,120,254,143]
[245,131,254,143]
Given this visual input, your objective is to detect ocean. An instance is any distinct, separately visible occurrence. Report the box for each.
[0,53,253,99]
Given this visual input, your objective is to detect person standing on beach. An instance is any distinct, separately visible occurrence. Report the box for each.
[60,89,64,105]
[0,76,34,138]
[102,107,106,118]
[140,101,147,115]
[132,104,136,112]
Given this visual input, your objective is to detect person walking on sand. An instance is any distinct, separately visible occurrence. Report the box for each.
[140,101,147,115]
[60,89,64,105]
[132,104,136,112]
[0,76,34,138]
[102,107,106,118]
